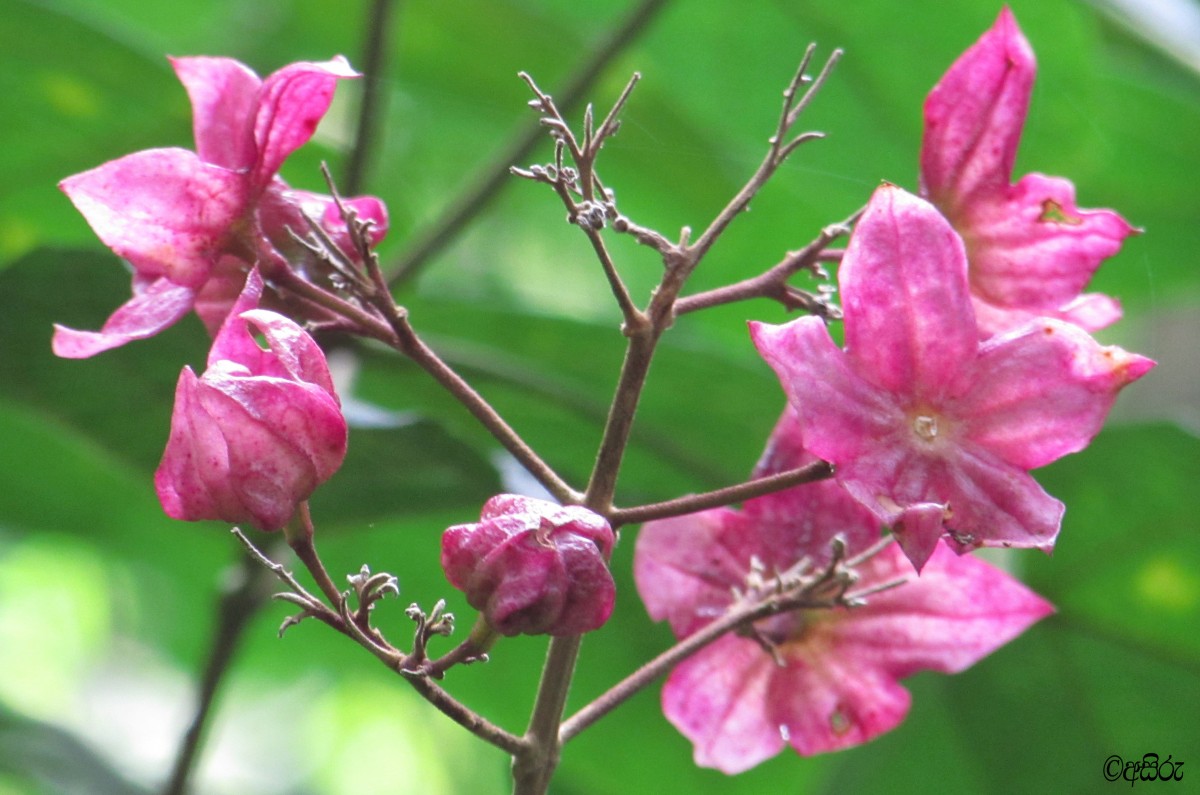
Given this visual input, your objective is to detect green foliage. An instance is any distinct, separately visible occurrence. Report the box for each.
[1,0,1197,792]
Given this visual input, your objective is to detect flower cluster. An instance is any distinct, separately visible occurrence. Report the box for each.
[636,411,1054,772]
[58,56,373,527]
[751,184,1151,572]
[636,8,1152,773]
[920,7,1134,336]
[55,56,388,359]
[51,9,1156,785]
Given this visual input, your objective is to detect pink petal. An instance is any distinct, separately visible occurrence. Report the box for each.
[959,319,1156,469]
[833,543,1054,676]
[971,291,1123,335]
[750,316,900,463]
[204,372,347,485]
[155,367,241,523]
[194,383,317,530]
[767,641,912,757]
[480,536,567,635]
[252,57,358,187]
[206,270,338,398]
[890,502,951,573]
[241,309,340,397]
[840,185,978,400]
[635,509,753,638]
[837,437,1064,567]
[206,267,267,367]
[60,149,246,287]
[662,635,785,774]
[52,276,196,358]
[170,56,261,170]
[919,10,1136,338]
[544,534,616,634]
[960,173,1136,323]
[1057,293,1124,331]
[920,7,1033,211]
[192,256,252,337]
[196,375,345,528]
[442,517,518,592]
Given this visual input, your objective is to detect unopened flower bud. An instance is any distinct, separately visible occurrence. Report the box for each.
[154,269,347,531]
[441,495,616,636]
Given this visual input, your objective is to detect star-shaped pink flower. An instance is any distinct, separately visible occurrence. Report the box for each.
[751,184,1153,571]
[55,56,388,358]
[634,412,1053,773]
[921,7,1135,336]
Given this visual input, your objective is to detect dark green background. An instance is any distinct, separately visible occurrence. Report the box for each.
[0,0,1196,793]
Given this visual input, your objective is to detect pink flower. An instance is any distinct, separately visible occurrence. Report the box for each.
[55,56,388,359]
[751,184,1153,572]
[634,413,1053,773]
[154,268,348,531]
[441,495,616,636]
[920,7,1135,336]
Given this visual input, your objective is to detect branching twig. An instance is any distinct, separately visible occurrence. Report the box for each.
[379,306,583,505]
[674,206,862,317]
[232,529,527,755]
[344,0,400,196]
[387,0,670,286]
[684,46,843,272]
[558,535,898,742]
[278,195,581,506]
[514,71,647,332]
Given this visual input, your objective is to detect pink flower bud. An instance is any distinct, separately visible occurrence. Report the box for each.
[441,495,616,636]
[154,269,348,531]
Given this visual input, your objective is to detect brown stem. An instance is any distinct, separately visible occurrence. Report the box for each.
[272,268,398,345]
[687,47,842,270]
[407,675,528,756]
[233,529,526,756]
[584,227,646,333]
[609,460,833,528]
[558,586,769,744]
[583,329,659,512]
[344,0,400,196]
[513,635,584,795]
[383,308,582,504]
[275,265,578,503]
[162,549,269,795]
[285,503,345,609]
[675,208,861,316]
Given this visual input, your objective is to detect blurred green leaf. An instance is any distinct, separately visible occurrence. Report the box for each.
[1029,424,1200,661]
[0,703,150,795]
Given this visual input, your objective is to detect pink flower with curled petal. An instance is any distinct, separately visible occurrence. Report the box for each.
[921,7,1135,336]
[751,184,1153,572]
[442,495,616,636]
[154,268,348,531]
[634,413,1054,773]
[55,56,388,359]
